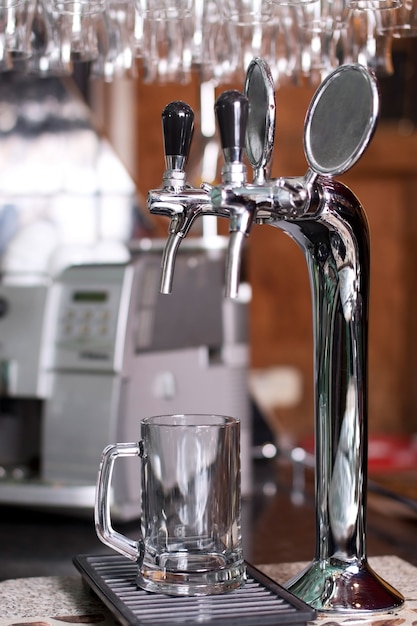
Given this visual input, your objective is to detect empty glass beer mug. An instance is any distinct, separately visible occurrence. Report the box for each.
[95,414,246,596]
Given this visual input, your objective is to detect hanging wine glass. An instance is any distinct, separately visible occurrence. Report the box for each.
[344,10,394,76]
[0,0,36,67]
[377,0,417,37]
[27,0,73,75]
[220,0,272,24]
[91,0,137,81]
[294,0,351,81]
[194,0,239,84]
[51,0,104,61]
[134,0,193,82]
[270,5,303,85]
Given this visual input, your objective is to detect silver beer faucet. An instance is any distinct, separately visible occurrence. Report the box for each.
[214,89,252,298]
[148,100,229,294]
[148,59,405,613]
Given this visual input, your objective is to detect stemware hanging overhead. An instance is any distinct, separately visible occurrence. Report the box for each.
[0,0,415,83]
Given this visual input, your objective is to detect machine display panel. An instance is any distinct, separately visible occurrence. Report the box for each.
[72,291,108,303]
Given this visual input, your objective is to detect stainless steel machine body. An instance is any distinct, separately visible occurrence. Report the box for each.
[0,247,251,519]
[146,59,404,612]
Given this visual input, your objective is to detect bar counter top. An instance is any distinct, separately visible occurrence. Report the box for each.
[1,461,417,625]
[0,556,416,625]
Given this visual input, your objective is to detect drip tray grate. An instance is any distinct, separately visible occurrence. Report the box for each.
[73,554,316,626]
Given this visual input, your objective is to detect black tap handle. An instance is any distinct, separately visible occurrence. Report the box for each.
[215,90,248,162]
[162,101,194,167]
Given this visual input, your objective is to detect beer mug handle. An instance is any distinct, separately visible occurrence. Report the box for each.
[95,442,144,562]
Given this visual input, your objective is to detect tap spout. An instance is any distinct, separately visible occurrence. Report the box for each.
[224,200,255,298]
[148,188,229,294]
[224,231,245,299]
[159,231,183,294]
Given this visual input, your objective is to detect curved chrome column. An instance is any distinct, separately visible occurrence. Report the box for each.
[272,179,403,612]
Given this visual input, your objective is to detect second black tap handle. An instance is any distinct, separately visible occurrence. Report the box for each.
[162,101,194,171]
[215,90,248,163]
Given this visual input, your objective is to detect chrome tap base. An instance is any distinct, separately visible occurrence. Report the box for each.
[286,558,404,613]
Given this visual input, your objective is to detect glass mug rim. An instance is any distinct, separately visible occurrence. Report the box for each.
[141,413,240,428]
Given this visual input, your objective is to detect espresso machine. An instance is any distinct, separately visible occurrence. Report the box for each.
[146,59,405,612]
[0,244,251,519]
[0,74,252,519]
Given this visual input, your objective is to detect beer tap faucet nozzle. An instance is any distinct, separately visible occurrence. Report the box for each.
[159,230,183,294]
[148,100,201,293]
[214,90,252,298]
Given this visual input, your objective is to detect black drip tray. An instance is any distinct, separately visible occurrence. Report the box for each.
[73,554,316,626]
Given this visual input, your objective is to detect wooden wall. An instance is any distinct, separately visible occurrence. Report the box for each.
[91,65,417,444]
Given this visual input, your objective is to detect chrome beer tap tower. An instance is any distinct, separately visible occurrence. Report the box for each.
[148,58,405,613]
